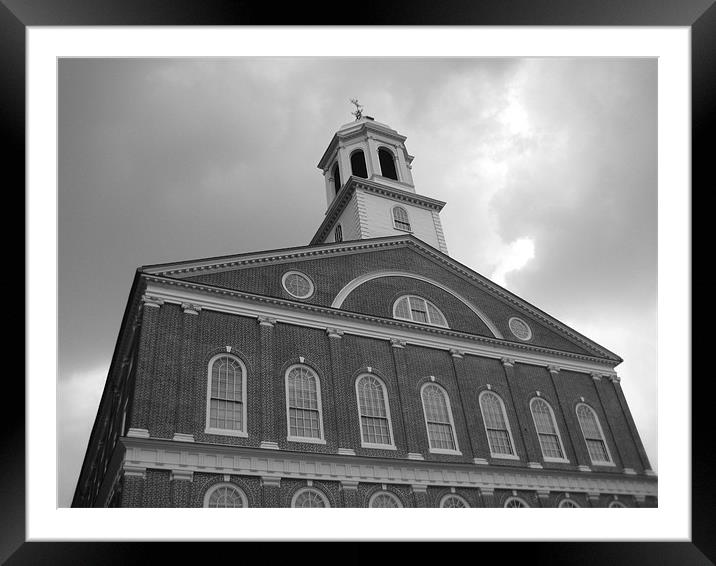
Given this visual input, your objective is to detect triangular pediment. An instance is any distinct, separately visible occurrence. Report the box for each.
[141,236,621,363]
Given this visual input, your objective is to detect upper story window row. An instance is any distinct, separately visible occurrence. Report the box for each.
[330,146,401,196]
[205,354,615,467]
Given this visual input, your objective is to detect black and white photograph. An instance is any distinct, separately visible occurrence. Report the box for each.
[59,56,659,511]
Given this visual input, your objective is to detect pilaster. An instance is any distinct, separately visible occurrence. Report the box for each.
[548,365,592,471]
[258,316,278,448]
[174,303,201,442]
[261,476,282,507]
[411,484,429,507]
[390,338,422,459]
[326,328,352,453]
[590,372,625,469]
[340,480,359,507]
[449,349,482,463]
[501,358,539,467]
[609,374,655,473]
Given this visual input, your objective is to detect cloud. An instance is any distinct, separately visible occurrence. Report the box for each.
[491,237,536,287]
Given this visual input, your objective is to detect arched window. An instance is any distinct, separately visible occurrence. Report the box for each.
[479,391,517,458]
[504,496,529,508]
[206,354,247,436]
[335,224,343,243]
[530,398,567,461]
[369,491,403,508]
[350,149,368,179]
[285,365,324,442]
[393,295,448,328]
[576,403,613,465]
[558,498,580,508]
[204,484,248,508]
[291,487,330,508]
[355,375,395,448]
[378,147,398,180]
[331,162,341,196]
[392,206,411,231]
[440,494,469,508]
[421,383,459,453]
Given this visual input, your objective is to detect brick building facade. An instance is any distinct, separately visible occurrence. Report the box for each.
[72,114,657,508]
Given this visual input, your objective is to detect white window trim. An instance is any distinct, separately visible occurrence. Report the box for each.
[420,382,461,455]
[439,494,470,508]
[368,490,403,508]
[558,498,581,508]
[479,390,520,460]
[203,483,248,508]
[504,496,530,508]
[392,295,449,329]
[291,487,330,508]
[575,402,616,467]
[205,353,248,438]
[377,146,401,182]
[391,205,412,232]
[529,397,570,464]
[355,374,396,450]
[281,270,315,299]
[285,364,326,444]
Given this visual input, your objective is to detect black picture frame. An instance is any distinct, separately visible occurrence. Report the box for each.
[7,0,709,563]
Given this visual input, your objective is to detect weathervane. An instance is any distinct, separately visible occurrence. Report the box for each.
[350,98,364,120]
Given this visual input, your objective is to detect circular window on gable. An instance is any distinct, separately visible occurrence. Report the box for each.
[508,317,532,341]
[282,271,314,299]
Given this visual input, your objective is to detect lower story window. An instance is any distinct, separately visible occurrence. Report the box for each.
[204,484,248,508]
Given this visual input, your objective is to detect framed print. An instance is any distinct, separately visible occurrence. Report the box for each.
[8,0,710,563]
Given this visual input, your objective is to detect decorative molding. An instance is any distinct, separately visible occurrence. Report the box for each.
[411,484,428,494]
[408,453,425,461]
[528,462,544,469]
[587,492,600,501]
[332,270,503,339]
[449,348,464,359]
[609,375,622,384]
[536,489,550,499]
[260,441,280,450]
[591,372,603,381]
[326,327,344,339]
[340,480,359,491]
[645,469,657,477]
[141,235,619,362]
[170,469,194,482]
[181,302,201,315]
[390,337,406,349]
[501,357,515,368]
[123,463,146,478]
[121,438,658,499]
[141,294,164,308]
[172,433,195,443]
[473,458,489,465]
[141,279,620,375]
[257,316,277,328]
[337,448,356,456]
[548,365,561,376]
[126,428,150,439]
[260,476,281,488]
[623,468,637,475]
[577,465,592,473]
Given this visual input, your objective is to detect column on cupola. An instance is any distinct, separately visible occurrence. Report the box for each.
[365,134,378,176]
[338,143,352,187]
[394,143,411,183]
[326,328,353,454]
[547,365,592,471]
[500,358,541,467]
[390,338,422,459]
[258,316,279,450]
[127,295,164,436]
[173,302,201,442]
[448,349,483,463]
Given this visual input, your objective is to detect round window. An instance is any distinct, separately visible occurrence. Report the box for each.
[508,317,532,341]
[282,271,314,299]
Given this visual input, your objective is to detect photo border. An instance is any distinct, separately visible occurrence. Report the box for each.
[8,0,708,563]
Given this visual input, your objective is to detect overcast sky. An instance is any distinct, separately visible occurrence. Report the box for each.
[58,57,657,507]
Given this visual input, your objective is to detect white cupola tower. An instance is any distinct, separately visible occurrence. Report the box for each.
[311,102,449,254]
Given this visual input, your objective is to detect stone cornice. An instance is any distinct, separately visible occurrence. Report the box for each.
[139,235,620,363]
[141,276,619,375]
[121,437,657,498]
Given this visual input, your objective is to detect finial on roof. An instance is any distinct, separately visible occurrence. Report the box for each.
[349,98,364,120]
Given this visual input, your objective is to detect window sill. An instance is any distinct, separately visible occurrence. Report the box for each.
[205,427,248,438]
[287,436,326,445]
[429,448,463,456]
[361,443,397,450]
[543,457,571,464]
[590,460,616,467]
[490,453,520,460]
